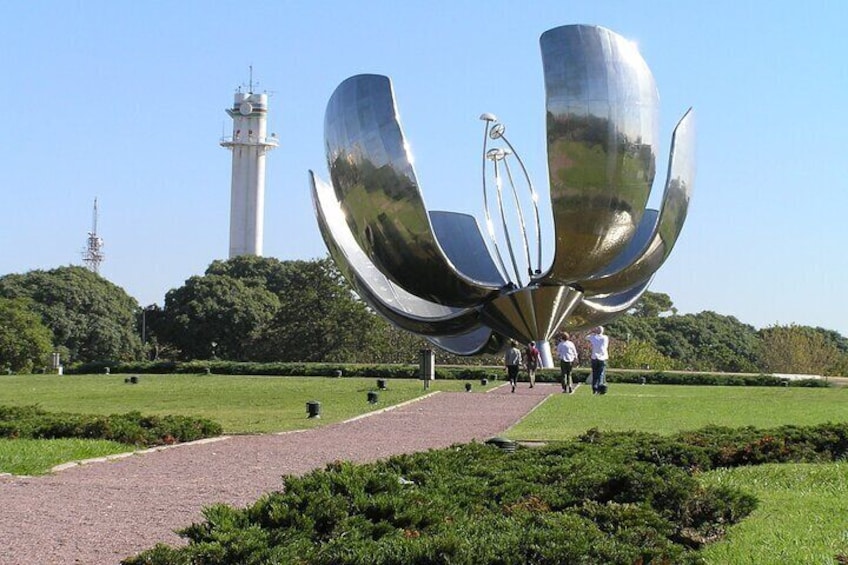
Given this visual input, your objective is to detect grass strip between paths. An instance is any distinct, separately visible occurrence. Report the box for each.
[506,383,847,440]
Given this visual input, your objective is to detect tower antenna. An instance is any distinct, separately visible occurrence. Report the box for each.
[82,198,105,273]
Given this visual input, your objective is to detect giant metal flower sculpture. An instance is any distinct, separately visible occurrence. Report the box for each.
[310,24,695,366]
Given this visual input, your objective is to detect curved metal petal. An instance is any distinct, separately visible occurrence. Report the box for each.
[560,279,652,332]
[579,108,695,295]
[310,170,482,337]
[324,74,501,307]
[480,285,583,344]
[582,208,659,280]
[426,326,504,356]
[429,211,506,286]
[538,24,658,284]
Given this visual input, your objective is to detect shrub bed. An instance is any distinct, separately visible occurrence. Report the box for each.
[64,361,827,387]
[124,423,848,565]
[0,405,222,447]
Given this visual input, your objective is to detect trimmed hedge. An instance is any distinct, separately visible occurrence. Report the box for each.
[0,405,222,447]
[580,422,848,470]
[64,361,828,388]
[125,422,848,565]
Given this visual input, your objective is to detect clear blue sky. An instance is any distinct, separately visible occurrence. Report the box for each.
[2,1,846,336]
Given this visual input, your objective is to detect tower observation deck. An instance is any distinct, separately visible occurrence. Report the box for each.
[221,89,278,258]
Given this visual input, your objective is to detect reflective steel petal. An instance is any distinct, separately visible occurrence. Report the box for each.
[429,211,506,286]
[560,279,652,332]
[311,171,483,339]
[538,25,658,284]
[579,108,695,295]
[479,285,583,345]
[324,74,501,307]
[426,326,504,356]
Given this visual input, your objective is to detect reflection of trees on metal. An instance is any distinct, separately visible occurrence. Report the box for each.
[310,24,695,367]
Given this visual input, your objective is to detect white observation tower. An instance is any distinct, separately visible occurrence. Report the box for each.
[221,79,278,258]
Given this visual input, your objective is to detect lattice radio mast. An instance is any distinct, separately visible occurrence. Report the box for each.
[82,198,105,273]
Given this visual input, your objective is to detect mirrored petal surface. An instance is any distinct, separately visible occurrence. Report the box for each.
[539,24,658,284]
[579,109,695,295]
[324,74,501,307]
[480,285,583,344]
[311,171,482,339]
[582,208,659,281]
[561,279,652,332]
[426,326,504,356]
[430,211,506,286]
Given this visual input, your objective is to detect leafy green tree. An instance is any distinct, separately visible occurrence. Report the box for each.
[205,255,292,295]
[652,312,760,373]
[629,291,677,318]
[354,317,421,364]
[606,315,656,345]
[758,324,847,376]
[160,274,279,360]
[809,327,848,355]
[610,339,676,371]
[0,297,54,372]
[249,258,378,362]
[0,266,142,363]
[158,257,382,362]
[607,292,760,372]
[606,291,669,348]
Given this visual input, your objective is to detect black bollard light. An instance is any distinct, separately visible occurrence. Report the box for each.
[367,391,379,404]
[480,378,488,386]
[306,400,322,418]
[377,378,387,390]
[465,383,472,392]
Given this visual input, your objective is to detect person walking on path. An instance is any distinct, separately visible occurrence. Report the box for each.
[587,326,610,394]
[524,342,541,388]
[504,340,522,393]
[556,333,578,393]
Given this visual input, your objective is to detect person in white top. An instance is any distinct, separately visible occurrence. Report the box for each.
[555,333,578,393]
[587,326,610,394]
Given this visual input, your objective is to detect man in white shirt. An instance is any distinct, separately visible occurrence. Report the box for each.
[587,326,610,394]
[555,333,578,393]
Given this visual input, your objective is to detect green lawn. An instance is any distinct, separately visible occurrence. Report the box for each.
[505,383,848,440]
[0,438,131,476]
[700,462,848,564]
[0,374,486,433]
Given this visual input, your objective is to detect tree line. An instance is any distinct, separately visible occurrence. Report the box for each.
[1,257,846,377]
